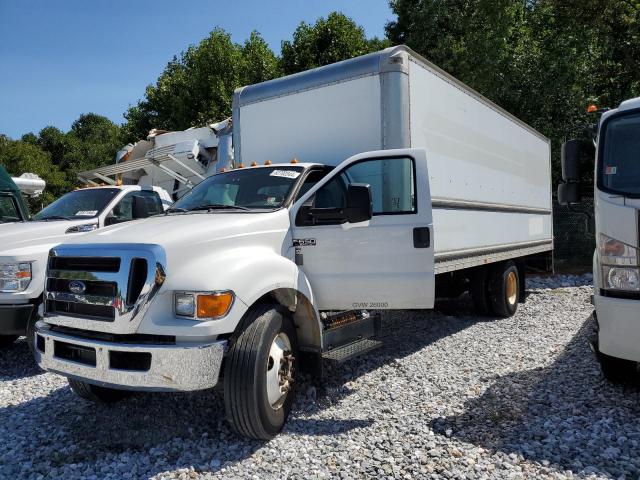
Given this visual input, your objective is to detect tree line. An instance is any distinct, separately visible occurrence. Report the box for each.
[1,3,638,209]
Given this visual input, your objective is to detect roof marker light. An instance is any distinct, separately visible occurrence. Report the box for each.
[264,160,272,165]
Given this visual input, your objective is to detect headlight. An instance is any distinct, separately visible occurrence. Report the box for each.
[66,223,98,234]
[603,266,640,291]
[600,234,640,291]
[0,262,32,292]
[174,291,234,320]
[600,234,638,266]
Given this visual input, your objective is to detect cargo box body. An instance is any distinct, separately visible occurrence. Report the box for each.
[233,46,552,273]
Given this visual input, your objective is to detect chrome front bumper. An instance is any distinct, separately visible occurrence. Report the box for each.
[34,321,226,392]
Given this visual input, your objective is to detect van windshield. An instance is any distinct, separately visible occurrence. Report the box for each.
[599,111,640,196]
[172,167,304,212]
[33,188,119,221]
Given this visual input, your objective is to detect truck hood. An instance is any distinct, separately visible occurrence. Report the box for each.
[0,220,97,257]
[61,211,291,251]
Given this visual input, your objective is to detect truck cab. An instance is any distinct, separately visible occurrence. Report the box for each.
[0,185,171,348]
[558,97,640,381]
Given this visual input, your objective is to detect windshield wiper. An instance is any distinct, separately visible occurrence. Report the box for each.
[186,204,253,212]
[165,207,188,214]
[38,215,73,221]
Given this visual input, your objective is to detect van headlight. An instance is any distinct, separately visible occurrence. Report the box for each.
[600,234,640,291]
[0,262,33,292]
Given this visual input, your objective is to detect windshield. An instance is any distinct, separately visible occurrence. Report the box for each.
[599,111,640,196]
[0,195,21,223]
[33,188,119,221]
[172,167,304,211]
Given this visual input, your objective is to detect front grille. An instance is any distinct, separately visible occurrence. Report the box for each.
[47,300,115,322]
[46,278,117,297]
[49,256,120,272]
[44,246,164,333]
[127,258,148,305]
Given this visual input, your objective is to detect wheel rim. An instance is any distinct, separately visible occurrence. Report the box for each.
[506,271,518,305]
[266,332,294,409]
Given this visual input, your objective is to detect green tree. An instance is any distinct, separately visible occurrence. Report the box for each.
[386,0,640,183]
[122,29,280,142]
[0,137,66,209]
[281,12,390,75]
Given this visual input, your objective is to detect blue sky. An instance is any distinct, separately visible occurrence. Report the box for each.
[0,0,394,139]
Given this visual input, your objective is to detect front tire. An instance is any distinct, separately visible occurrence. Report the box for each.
[224,305,298,440]
[600,352,638,384]
[68,378,131,403]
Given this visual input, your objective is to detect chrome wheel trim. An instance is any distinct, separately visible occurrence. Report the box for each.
[506,271,518,305]
[266,332,293,409]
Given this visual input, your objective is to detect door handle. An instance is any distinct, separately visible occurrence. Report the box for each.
[413,227,430,248]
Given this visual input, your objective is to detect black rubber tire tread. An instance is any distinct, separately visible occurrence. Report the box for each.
[600,352,639,384]
[488,261,520,318]
[68,378,131,403]
[224,304,298,440]
[470,267,491,316]
[25,306,39,353]
[0,335,18,349]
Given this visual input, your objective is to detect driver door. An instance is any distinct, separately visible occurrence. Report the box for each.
[290,149,435,311]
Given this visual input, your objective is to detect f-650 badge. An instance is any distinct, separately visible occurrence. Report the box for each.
[293,238,316,247]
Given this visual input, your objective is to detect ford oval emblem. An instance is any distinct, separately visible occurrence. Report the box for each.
[69,280,86,294]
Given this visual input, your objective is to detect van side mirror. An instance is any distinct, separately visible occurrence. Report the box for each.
[344,183,373,223]
[132,195,150,219]
[561,139,591,182]
[558,182,580,205]
[558,139,595,206]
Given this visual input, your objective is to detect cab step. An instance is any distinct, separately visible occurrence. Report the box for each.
[321,310,382,364]
[322,338,383,363]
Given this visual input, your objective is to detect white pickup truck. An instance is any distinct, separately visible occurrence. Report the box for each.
[0,185,171,348]
[559,96,640,382]
[34,46,553,439]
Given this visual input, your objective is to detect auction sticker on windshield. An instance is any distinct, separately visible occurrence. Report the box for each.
[76,210,98,216]
[270,170,300,179]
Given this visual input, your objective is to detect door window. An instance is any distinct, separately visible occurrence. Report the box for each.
[311,157,416,214]
[0,195,20,223]
[106,190,163,224]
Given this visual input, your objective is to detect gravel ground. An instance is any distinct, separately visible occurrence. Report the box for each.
[2,274,640,479]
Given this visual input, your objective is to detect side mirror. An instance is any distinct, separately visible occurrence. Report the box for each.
[562,140,586,182]
[132,195,150,219]
[344,183,373,223]
[558,182,580,205]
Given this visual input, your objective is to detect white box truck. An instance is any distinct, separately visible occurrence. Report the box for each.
[558,97,640,382]
[34,46,553,439]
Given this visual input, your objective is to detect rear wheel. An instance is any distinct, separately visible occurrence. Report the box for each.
[224,305,298,440]
[488,261,520,317]
[68,378,131,403]
[0,335,18,349]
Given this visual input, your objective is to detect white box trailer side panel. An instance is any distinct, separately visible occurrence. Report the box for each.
[408,59,551,210]
[237,75,382,166]
[407,57,553,258]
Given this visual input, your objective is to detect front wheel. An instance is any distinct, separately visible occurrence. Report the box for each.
[600,352,638,384]
[68,378,131,403]
[224,305,298,440]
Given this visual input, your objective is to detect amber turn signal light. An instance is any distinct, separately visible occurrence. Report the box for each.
[197,292,234,319]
